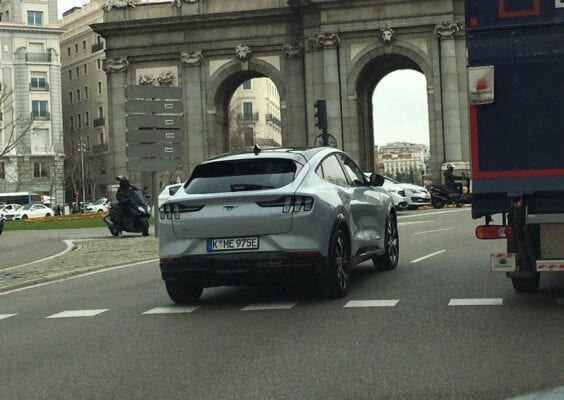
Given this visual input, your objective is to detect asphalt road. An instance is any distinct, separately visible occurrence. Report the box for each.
[1,208,563,400]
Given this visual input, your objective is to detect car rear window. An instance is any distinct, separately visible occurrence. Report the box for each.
[185,158,301,194]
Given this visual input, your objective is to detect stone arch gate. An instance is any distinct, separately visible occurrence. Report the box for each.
[93,0,469,184]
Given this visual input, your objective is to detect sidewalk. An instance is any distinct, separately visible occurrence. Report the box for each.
[0,235,158,293]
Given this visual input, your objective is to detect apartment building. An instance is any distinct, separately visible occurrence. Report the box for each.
[0,0,64,206]
[377,141,430,181]
[59,2,108,202]
[229,77,281,150]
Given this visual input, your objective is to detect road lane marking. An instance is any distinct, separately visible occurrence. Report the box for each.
[398,221,431,226]
[557,298,564,306]
[46,309,109,318]
[241,302,297,311]
[398,208,470,219]
[343,300,399,308]
[448,298,503,306]
[0,313,17,320]
[414,228,454,235]
[143,306,200,314]
[410,250,446,263]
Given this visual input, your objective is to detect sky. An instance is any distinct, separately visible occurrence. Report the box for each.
[57,1,429,148]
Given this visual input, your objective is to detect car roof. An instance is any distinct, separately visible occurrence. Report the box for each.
[204,147,330,165]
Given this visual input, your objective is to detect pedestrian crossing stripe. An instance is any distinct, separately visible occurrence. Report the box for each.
[143,306,200,314]
[0,314,17,320]
[46,309,109,318]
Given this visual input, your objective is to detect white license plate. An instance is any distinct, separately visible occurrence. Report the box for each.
[490,253,516,272]
[207,237,259,252]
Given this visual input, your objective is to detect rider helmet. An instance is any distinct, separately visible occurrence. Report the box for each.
[446,163,454,171]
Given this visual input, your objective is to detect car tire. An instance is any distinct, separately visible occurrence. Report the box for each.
[165,281,203,303]
[372,214,399,270]
[45,213,51,217]
[431,199,445,209]
[109,227,120,237]
[511,274,540,292]
[21,215,28,220]
[323,226,350,299]
[142,221,149,237]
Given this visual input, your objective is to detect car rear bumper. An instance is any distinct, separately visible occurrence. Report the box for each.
[160,251,326,287]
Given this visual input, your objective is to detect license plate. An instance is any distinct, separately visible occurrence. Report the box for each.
[207,237,259,252]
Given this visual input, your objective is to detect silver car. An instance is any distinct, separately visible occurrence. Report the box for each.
[159,147,399,302]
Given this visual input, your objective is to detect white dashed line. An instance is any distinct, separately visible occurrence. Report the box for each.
[398,221,431,226]
[343,300,399,308]
[46,309,109,318]
[398,208,470,219]
[241,303,297,311]
[448,298,503,306]
[143,306,200,315]
[0,313,18,320]
[557,298,564,306]
[411,250,447,263]
[414,228,454,235]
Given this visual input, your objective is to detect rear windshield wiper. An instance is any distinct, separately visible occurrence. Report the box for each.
[230,184,273,192]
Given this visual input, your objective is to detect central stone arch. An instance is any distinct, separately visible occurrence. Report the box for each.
[207,58,288,156]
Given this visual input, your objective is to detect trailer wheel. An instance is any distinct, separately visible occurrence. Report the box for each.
[511,273,540,292]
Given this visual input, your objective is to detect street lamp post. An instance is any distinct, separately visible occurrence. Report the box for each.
[78,137,86,212]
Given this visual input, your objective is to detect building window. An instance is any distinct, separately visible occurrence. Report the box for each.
[76,89,81,102]
[33,161,49,178]
[74,43,78,53]
[0,161,5,179]
[97,58,101,70]
[78,113,82,128]
[82,40,86,50]
[30,72,47,90]
[85,111,89,126]
[242,80,252,90]
[83,135,90,151]
[98,107,103,118]
[70,116,74,130]
[99,131,104,144]
[83,64,87,75]
[68,91,73,104]
[67,47,71,56]
[75,67,79,78]
[97,81,102,95]
[84,86,89,99]
[68,70,72,80]
[31,100,48,119]
[27,11,42,26]
[243,102,253,119]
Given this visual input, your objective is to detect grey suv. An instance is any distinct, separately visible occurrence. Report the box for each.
[159,147,399,302]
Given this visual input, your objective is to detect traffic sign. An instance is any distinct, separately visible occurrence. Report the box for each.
[126,115,183,129]
[125,85,182,100]
[126,143,183,158]
[126,99,183,114]
[126,129,183,144]
[127,159,180,172]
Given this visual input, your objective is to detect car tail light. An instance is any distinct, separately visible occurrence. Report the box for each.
[160,203,204,219]
[256,196,314,213]
[475,225,513,239]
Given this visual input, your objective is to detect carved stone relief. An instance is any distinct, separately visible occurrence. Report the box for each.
[103,57,129,74]
[378,26,395,44]
[100,0,136,12]
[434,22,464,38]
[235,44,252,61]
[180,51,203,66]
[171,0,198,8]
[283,41,304,59]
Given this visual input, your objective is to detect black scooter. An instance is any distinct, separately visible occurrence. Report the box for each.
[428,176,472,209]
[103,188,150,237]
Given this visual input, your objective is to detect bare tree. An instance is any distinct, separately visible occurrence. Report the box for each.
[0,90,35,157]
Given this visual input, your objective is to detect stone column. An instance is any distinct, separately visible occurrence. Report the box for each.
[435,22,464,163]
[180,51,205,175]
[282,41,307,147]
[103,57,129,178]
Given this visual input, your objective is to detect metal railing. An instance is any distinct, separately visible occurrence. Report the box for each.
[93,117,105,127]
[26,52,51,62]
[91,42,104,53]
[31,111,50,120]
[238,112,259,122]
[266,113,282,128]
[30,83,49,91]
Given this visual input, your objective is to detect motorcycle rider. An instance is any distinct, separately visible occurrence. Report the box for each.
[115,175,135,230]
[443,163,465,193]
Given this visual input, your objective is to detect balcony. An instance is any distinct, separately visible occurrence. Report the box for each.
[31,111,50,120]
[93,143,108,154]
[30,83,49,91]
[91,42,104,53]
[237,112,259,122]
[266,113,281,128]
[26,52,51,62]
[93,117,105,127]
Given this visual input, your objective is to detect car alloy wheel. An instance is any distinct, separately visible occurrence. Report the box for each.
[324,227,350,298]
[373,215,399,270]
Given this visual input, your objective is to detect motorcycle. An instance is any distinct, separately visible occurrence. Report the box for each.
[428,176,472,209]
[103,187,150,237]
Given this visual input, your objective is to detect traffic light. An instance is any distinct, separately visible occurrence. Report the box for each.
[314,99,328,131]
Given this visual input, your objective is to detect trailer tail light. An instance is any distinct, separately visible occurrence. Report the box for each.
[475,225,513,239]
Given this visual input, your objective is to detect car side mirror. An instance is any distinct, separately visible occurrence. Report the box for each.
[369,173,385,187]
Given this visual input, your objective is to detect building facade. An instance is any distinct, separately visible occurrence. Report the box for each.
[377,141,430,183]
[59,2,109,202]
[229,77,281,149]
[0,0,64,205]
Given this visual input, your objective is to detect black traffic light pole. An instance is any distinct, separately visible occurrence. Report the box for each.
[314,99,328,145]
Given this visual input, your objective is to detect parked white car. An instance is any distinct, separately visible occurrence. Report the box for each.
[384,177,431,209]
[85,198,109,213]
[365,174,407,210]
[0,203,22,216]
[5,203,55,220]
